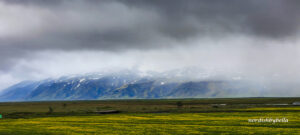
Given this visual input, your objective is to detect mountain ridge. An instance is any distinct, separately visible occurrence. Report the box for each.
[0,70,264,101]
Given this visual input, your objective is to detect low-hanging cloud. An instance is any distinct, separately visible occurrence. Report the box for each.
[0,0,300,92]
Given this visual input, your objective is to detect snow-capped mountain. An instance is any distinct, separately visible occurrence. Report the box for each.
[0,69,265,101]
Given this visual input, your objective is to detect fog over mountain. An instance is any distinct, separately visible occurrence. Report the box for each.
[0,69,278,101]
[0,0,300,96]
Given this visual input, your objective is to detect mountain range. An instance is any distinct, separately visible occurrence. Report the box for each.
[0,69,266,101]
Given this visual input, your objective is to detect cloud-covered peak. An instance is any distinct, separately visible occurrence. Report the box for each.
[0,0,300,93]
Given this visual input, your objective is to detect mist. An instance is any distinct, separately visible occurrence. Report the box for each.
[0,0,300,96]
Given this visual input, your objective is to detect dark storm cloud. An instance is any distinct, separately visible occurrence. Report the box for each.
[120,0,300,38]
[2,0,62,6]
[0,0,299,71]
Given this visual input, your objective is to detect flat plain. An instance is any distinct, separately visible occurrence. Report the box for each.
[0,98,299,135]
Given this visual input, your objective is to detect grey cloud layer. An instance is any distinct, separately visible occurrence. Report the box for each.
[1,0,300,49]
[0,0,300,90]
[0,1,298,53]
[4,0,300,37]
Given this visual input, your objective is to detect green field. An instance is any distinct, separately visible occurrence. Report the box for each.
[0,98,300,134]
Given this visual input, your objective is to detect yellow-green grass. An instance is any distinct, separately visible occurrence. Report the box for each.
[1,98,300,134]
[0,112,299,135]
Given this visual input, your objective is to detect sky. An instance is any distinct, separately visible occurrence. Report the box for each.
[0,0,300,91]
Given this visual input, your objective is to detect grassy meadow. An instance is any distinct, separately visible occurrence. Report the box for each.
[0,98,299,134]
